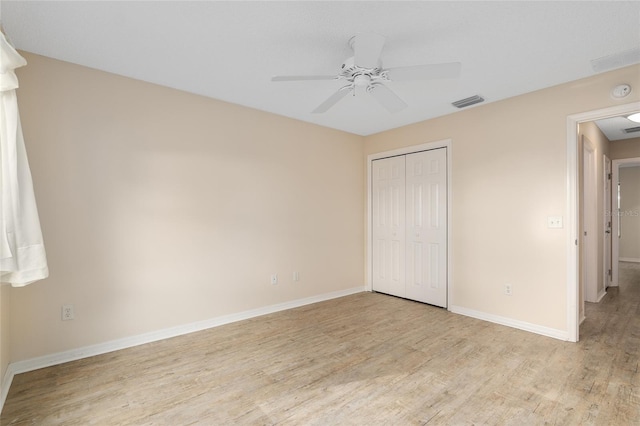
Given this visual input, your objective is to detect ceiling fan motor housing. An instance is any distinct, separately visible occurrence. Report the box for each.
[340,56,385,87]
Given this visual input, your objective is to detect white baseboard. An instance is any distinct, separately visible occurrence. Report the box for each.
[619,257,640,263]
[449,305,569,341]
[0,364,15,415]
[596,289,607,303]
[0,286,364,414]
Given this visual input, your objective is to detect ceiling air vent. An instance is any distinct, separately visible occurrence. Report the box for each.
[623,126,640,134]
[452,95,485,109]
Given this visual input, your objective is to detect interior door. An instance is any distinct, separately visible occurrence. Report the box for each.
[372,148,448,307]
[582,136,598,302]
[604,155,612,290]
[405,149,448,307]
[372,156,406,298]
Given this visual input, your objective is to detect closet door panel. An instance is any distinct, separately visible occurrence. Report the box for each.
[372,156,406,298]
[405,149,447,307]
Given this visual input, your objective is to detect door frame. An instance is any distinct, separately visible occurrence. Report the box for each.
[366,139,453,307]
[566,101,640,342]
[612,157,640,287]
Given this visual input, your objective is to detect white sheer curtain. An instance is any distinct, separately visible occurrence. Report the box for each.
[0,31,48,286]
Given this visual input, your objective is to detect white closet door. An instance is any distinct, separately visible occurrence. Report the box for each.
[372,156,406,298]
[405,149,447,307]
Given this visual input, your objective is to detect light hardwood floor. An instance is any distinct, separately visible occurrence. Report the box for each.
[2,263,639,425]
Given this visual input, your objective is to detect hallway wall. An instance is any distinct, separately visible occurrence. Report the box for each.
[619,166,640,261]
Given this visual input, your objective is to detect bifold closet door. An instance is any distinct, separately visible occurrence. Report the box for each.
[372,156,406,298]
[372,148,447,307]
[405,149,447,307]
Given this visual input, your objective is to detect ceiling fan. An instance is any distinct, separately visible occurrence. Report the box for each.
[271,33,461,114]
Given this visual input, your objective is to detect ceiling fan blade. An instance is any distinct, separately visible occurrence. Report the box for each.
[312,86,352,114]
[353,33,386,69]
[272,75,337,82]
[368,83,407,113]
[385,62,461,81]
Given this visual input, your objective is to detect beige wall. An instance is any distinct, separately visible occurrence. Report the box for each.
[5,52,640,365]
[610,137,640,160]
[365,64,640,331]
[619,166,640,261]
[578,121,610,302]
[0,285,9,388]
[10,53,364,361]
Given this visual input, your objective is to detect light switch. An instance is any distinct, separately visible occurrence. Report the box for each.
[547,216,563,228]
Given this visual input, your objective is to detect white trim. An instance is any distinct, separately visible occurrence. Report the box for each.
[566,113,579,342]
[596,289,607,303]
[566,101,640,343]
[1,365,15,414]
[0,286,364,414]
[365,139,453,308]
[449,305,569,341]
[620,257,640,263]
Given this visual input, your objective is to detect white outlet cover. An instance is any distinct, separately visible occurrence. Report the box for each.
[62,304,75,320]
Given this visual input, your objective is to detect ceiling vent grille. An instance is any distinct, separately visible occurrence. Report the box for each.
[623,126,640,134]
[452,95,485,109]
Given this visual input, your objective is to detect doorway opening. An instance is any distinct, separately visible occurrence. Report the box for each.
[567,101,640,342]
[612,158,640,286]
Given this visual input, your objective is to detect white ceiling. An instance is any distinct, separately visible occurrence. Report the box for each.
[1,1,639,136]
[595,116,640,141]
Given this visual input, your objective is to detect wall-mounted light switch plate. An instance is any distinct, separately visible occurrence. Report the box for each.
[547,216,563,228]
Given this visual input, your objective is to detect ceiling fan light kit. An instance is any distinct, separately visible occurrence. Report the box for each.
[627,112,640,123]
[272,33,461,114]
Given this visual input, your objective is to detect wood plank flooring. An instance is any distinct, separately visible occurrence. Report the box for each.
[2,263,639,425]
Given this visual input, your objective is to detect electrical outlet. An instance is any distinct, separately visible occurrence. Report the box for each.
[504,284,513,296]
[293,271,300,282]
[62,304,75,321]
[270,274,278,285]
